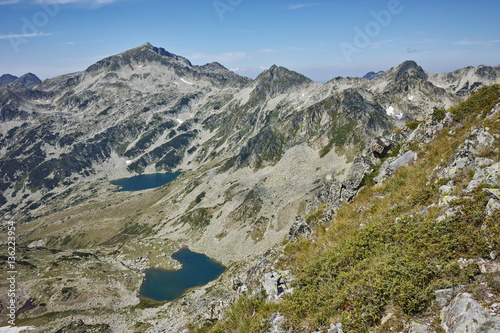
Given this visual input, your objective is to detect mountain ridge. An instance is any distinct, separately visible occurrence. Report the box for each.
[1,43,500,331]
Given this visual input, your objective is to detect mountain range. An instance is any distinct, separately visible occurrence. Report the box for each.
[1,43,500,332]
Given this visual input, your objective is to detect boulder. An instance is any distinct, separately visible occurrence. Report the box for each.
[486,199,500,216]
[232,276,248,294]
[409,321,430,333]
[476,157,495,168]
[372,136,393,157]
[464,128,496,155]
[262,271,292,301]
[435,287,464,307]
[485,163,500,186]
[375,151,417,184]
[341,156,373,202]
[485,188,500,200]
[373,157,396,184]
[328,323,344,333]
[466,162,500,192]
[208,300,226,320]
[267,312,286,333]
[439,185,453,196]
[486,104,500,120]
[440,150,476,179]
[288,218,312,241]
[441,292,500,332]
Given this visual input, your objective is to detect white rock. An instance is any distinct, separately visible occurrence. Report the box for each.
[28,239,47,248]
[486,199,500,216]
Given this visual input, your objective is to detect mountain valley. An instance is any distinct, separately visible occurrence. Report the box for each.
[1,43,500,332]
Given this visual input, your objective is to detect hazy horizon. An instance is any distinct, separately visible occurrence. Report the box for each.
[1,0,499,81]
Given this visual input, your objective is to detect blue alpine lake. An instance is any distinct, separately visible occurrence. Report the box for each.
[111,172,181,192]
[139,248,226,302]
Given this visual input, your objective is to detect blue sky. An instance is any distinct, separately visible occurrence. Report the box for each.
[0,0,499,82]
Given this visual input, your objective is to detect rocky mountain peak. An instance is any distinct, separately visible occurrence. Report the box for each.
[200,61,230,73]
[392,60,428,82]
[0,74,18,86]
[6,73,41,89]
[85,42,192,74]
[245,65,313,102]
[254,65,312,94]
[363,70,385,80]
[257,65,310,81]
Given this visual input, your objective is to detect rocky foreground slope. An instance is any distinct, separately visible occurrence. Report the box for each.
[197,86,500,333]
[0,43,499,331]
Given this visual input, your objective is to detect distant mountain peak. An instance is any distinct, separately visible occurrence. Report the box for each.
[363,71,385,80]
[252,65,312,99]
[256,65,311,83]
[4,73,41,89]
[0,74,18,86]
[85,42,193,74]
[392,60,428,82]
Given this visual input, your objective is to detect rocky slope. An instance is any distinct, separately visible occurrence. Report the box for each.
[0,43,500,331]
[195,85,500,333]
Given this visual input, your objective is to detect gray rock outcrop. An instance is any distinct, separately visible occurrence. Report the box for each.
[441,293,500,332]
[288,218,312,241]
[267,312,286,333]
[440,150,476,179]
[317,156,373,213]
[261,271,293,301]
[374,150,417,184]
[466,162,500,192]
[341,156,373,202]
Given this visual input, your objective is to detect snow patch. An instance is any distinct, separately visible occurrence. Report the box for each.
[126,160,132,165]
[180,78,194,85]
[408,95,414,101]
[177,119,184,124]
[386,106,404,120]
[386,106,395,116]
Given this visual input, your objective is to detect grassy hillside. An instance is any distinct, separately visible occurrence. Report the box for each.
[194,84,500,332]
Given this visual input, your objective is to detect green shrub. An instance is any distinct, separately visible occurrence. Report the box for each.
[406,119,423,130]
[449,84,500,121]
[136,298,164,309]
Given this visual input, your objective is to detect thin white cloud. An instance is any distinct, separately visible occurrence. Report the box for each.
[288,3,321,10]
[369,39,395,49]
[0,32,52,39]
[218,52,246,62]
[36,0,126,7]
[0,0,20,5]
[188,51,246,64]
[407,48,431,54]
[0,0,128,6]
[454,39,500,47]
[257,48,276,53]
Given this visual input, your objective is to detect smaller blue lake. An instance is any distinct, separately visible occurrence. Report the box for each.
[111,172,181,192]
[140,248,226,302]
